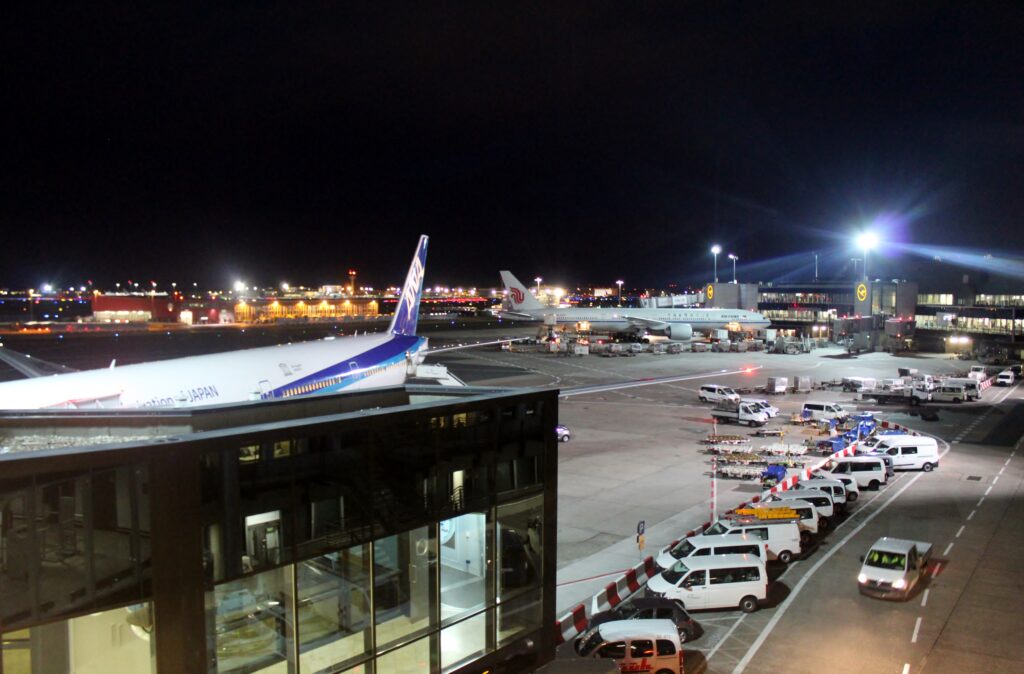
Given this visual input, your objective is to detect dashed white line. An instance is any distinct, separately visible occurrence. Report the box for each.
[902,664,911,674]
[985,485,993,495]
[911,616,922,643]
[955,525,965,538]
[931,562,942,579]
[977,496,985,507]
[993,475,1000,485]
[999,466,1005,475]
[705,612,749,660]
[1005,457,1012,466]
[967,510,976,521]
[921,589,930,607]
[943,542,954,556]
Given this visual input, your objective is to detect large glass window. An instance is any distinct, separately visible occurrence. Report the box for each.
[439,512,490,626]
[440,611,488,673]
[297,543,372,672]
[496,495,544,599]
[375,635,432,674]
[374,526,437,650]
[206,566,294,673]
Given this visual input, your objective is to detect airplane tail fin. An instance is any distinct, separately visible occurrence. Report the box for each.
[389,235,429,336]
[499,271,544,311]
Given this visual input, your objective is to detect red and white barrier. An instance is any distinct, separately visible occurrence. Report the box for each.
[589,556,660,615]
[554,603,589,645]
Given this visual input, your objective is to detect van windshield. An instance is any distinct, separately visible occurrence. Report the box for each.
[662,561,691,585]
[576,626,604,656]
[704,521,729,536]
[865,550,907,570]
[670,540,695,559]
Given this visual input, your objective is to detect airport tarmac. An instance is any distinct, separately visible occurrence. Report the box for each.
[426,330,1024,674]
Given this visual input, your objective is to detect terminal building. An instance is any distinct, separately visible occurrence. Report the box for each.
[0,385,557,674]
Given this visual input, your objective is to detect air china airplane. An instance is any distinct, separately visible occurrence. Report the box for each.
[0,236,435,410]
[499,270,770,340]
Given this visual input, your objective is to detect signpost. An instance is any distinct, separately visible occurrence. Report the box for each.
[636,520,646,557]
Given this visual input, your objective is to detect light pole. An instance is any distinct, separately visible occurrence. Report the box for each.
[616,280,624,307]
[711,245,722,283]
[856,231,878,281]
[850,258,861,279]
[728,253,738,283]
[814,252,819,281]
[534,276,542,295]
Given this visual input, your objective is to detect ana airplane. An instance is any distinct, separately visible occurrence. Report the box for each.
[499,270,770,340]
[0,236,437,410]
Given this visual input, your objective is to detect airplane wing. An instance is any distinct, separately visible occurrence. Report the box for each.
[619,314,670,331]
[497,310,540,320]
[0,345,79,379]
[423,338,529,356]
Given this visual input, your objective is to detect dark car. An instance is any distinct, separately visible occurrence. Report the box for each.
[587,597,700,643]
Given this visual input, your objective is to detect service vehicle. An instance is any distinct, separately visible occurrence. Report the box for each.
[801,401,852,422]
[858,537,933,600]
[742,398,779,418]
[766,489,835,528]
[842,376,877,392]
[852,448,895,478]
[931,382,969,403]
[587,598,701,643]
[656,533,769,570]
[647,554,768,613]
[574,619,684,673]
[830,456,888,490]
[940,377,981,400]
[812,471,859,501]
[793,477,848,511]
[871,435,940,472]
[699,384,740,404]
[996,370,1015,386]
[556,424,572,442]
[711,400,768,427]
[751,500,820,540]
[968,365,987,381]
[857,382,932,405]
[764,377,788,394]
[702,517,801,564]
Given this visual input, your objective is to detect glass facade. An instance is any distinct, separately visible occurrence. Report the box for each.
[1,387,556,674]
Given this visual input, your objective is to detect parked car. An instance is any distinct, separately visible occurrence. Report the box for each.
[699,384,740,404]
[588,597,701,643]
[556,424,571,442]
[742,398,779,418]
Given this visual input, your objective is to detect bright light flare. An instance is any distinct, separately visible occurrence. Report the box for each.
[711,244,722,255]
[856,231,878,251]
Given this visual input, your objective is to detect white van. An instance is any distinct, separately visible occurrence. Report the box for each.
[802,401,851,422]
[942,377,981,400]
[932,383,968,403]
[770,488,836,526]
[656,533,769,570]
[752,500,820,539]
[701,519,801,564]
[873,435,940,472]
[830,456,888,490]
[699,384,740,403]
[647,554,768,613]
[996,370,1015,386]
[812,471,859,502]
[742,398,779,418]
[575,619,683,674]
[794,478,847,511]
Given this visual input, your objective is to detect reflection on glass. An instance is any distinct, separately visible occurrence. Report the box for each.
[206,566,293,673]
[441,611,488,673]
[375,635,431,674]
[439,513,489,626]
[2,604,156,674]
[497,495,543,598]
[374,526,436,649]
[497,587,542,647]
[298,544,372,672]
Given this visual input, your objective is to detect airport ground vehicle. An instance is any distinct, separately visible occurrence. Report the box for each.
[753,500,820,539]
[812,472,859,501]
[968,365,987,381]
[556,424,572,442]
[711,400,768,427]
[996,370,1015,386]
[647,554,768,613]
[764,377,787,394]
[830,456,888,490]
[931,382,969,403]
[656,533,769,570]
[742,398,779,417]
[794,478,848,511]
[871,435,940,471]
[858,537,933,600]
[699,384,740,403]
[575,619,684,673]
[702,518,801,564]
[941,377,981,400]
[588,598,701,643]
[857,383,932,405]
[801,401,852,422]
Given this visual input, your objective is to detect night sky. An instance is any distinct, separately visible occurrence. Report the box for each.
[3,3,1023,291]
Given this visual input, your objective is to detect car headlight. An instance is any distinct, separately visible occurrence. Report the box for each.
[857,574,868,583]
[892,578,906,589]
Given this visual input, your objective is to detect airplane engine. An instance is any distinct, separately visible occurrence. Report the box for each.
[666,324,693,341]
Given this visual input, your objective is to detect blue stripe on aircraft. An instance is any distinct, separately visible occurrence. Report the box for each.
[263,335,425,400]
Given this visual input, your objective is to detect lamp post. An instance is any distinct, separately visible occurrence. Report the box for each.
[728,253,738,283]
[534,276,542,295]
[850,258,861,279]
[814,252,819,281]
[616,280,624,307]
[856,231,878,281]
[711,245,722,283]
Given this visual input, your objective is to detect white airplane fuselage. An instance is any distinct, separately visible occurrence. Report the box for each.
[0,333,427,410]
[504,307,770,335]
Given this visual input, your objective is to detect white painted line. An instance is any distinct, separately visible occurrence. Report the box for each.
[999,466,1005,475]
[931,562,942,579]
[978,497,985,507]
[902,664,911,674]
[921,588,930,607]
[705,612,749,660]
[1012,450,1017,457]
[911,616,922,643]
[985,485,993,495]
[967,510,975,521]
[730,467,933,673]
[993,475,1000,485]
[1006,458,1012,466]
[955,525,965,538]
[943,542,954,556]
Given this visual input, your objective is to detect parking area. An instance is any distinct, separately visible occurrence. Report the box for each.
[428,328,1024,673]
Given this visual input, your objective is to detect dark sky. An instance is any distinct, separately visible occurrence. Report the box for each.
[3,2,1023,290]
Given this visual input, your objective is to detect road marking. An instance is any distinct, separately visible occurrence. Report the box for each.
[993,475,1000,485]
[985,485,993,495]
[730,467,932,673]
[943,542,954,556]
[931,562,942,579]
[967,510,975,521]
[921,589,930,607]
[977,496,985,507]
[955,525,965,538]
[1006,458,1012,466]
[902,664,911,674]
[705,611,750,660]
[999,466,1005,475]
[911,616,922,643]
